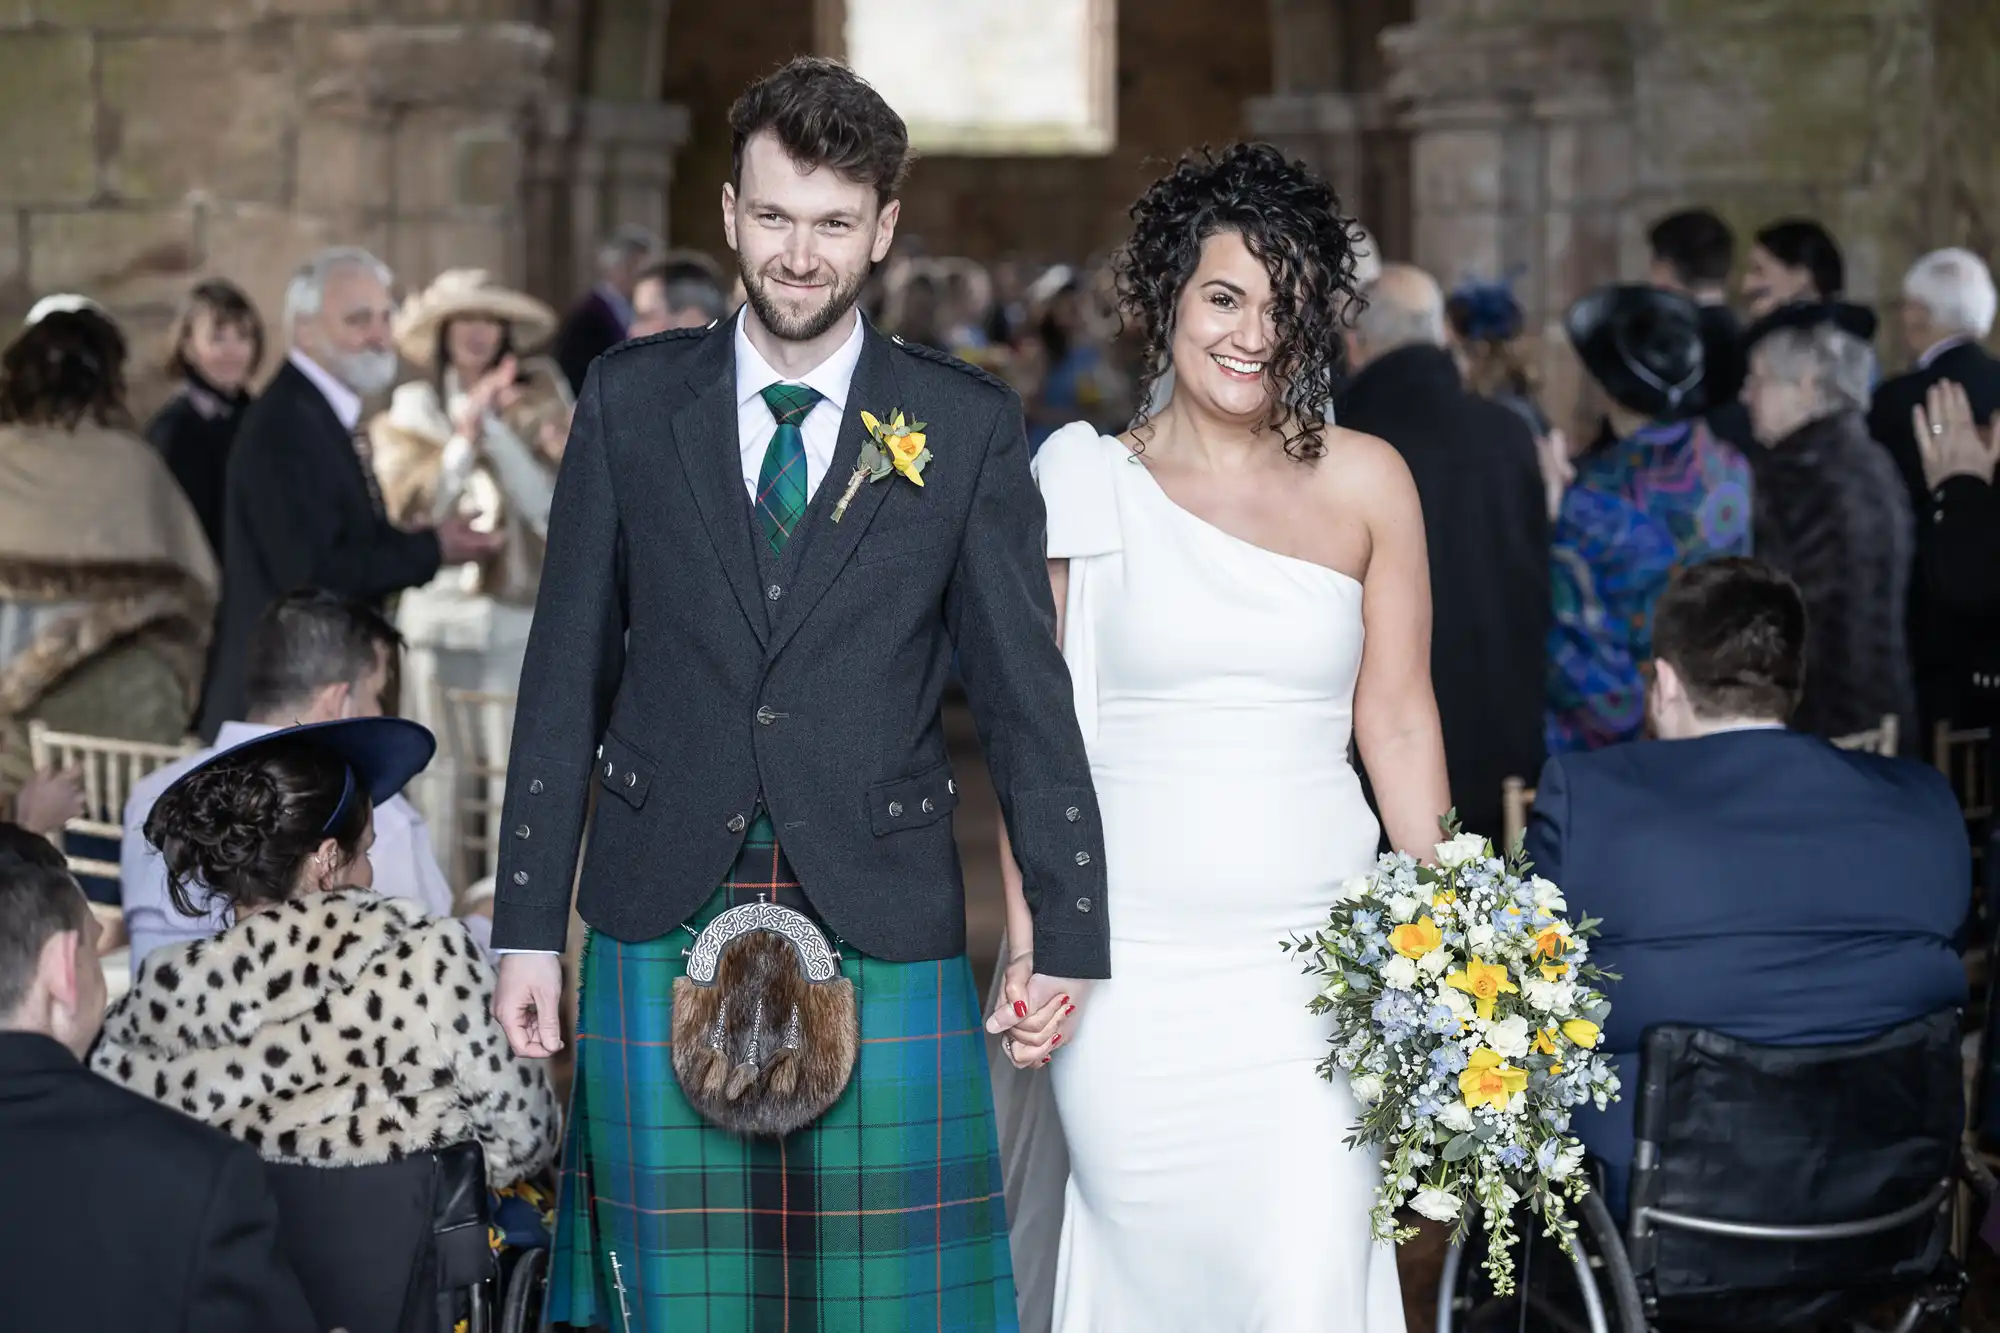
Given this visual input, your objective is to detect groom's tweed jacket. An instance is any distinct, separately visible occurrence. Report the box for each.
[490,313,1109,977]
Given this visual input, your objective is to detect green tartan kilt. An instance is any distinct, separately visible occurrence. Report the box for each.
[545,816,1019,1332]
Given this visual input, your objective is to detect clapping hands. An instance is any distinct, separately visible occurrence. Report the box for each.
[1913,379,2000,491]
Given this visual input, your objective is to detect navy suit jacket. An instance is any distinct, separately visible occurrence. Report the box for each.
[1524,728,1968,1214]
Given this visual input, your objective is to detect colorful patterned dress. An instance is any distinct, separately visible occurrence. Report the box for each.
[1546,419,1752,752]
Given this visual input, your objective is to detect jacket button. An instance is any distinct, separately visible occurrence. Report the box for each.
[727,814,747,833]
[528,779,544,794]
[947,779,956,794]
[756,705,777,726]
[1065,806,1080,822]
[1074,851,1091,866]
[515,824,529,839]
[888,801,904,817]
[1076,897,1092,913]
[921,797,934,813]
[604,761,614,778]
[767,584,783,601]
[625,772,637,788]
[512,870,528,885]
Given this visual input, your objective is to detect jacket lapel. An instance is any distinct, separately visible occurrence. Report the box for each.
[671,316,770,646]
[765,324,903,660]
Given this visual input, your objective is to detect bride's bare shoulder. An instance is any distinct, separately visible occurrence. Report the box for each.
[1306,423,1417,507]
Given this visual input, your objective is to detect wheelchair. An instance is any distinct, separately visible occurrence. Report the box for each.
[264,1140,551,1333]
[1438,1010,1992,1333]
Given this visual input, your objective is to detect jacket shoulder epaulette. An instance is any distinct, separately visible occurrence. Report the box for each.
[886,334,1014,395]
[599,321,717,362]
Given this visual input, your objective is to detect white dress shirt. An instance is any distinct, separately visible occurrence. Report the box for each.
[288,348,363,431]
[121,721,482,966]
[734,310,866,505]
[494,312,869,957]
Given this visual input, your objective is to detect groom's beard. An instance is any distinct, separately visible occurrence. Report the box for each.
[740,256,869,343]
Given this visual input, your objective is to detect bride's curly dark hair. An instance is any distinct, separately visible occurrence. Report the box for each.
[1117,142,1367,461]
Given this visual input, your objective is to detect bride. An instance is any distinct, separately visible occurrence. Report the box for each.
[986,143,1449,1330]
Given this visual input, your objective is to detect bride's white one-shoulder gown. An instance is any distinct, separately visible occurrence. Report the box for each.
[1032,422,1405,1332]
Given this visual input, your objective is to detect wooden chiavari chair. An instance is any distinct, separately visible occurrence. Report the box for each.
[434,687,517,895]
[1831,713,1900,757]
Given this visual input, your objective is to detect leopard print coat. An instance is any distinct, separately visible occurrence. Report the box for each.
[92,887,560,1188]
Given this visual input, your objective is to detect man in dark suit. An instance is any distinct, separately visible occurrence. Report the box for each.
[0,831,315,1332]
[1526,559,1969,1216]
[488,59,1104,1325]
[1868,247,2000,733]
[1339,263,1549,842]
[1646,207,1758,456]
[551,224,662,392]
[197,247,500,739]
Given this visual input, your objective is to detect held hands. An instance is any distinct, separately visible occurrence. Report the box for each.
[985,951,1087,1068]
[493,952,565,1059]
[1913,378,2000,491]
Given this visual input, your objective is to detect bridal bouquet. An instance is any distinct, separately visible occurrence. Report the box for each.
[1283,819,1620,1293]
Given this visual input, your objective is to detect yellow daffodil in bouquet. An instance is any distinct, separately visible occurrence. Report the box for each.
[1282,816,1620,1293]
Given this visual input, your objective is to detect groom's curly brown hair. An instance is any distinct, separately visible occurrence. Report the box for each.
[729,57,911,207]
[1118,142,1366,462]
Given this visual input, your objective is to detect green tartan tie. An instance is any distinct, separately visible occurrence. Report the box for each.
[756,382,822,555]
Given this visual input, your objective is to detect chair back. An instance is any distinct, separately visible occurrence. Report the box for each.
[263,1141,492,1333]
[1627,1011,1960,1323]
[435,687,516,892]
[1830,713,1899,757]
[25,722,196,879]
[1501,777,1535,851]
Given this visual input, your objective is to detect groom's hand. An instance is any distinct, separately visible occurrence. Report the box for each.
[494,953,565,1058]
[986,953,1087,1067]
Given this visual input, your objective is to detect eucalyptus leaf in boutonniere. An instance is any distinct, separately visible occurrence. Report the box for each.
[832,409,931,522]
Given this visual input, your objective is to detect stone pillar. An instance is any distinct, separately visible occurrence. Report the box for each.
[0,3,551,409]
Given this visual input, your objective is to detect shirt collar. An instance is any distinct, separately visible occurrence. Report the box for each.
[734,310,867,418]
[288,349,363,432]
[214,720,280,750]
[1917,335,1971,370]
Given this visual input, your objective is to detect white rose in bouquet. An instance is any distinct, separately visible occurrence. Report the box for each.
[1417,947,1452,979]
[1412,1187,1463,1222]
[1388,893,1423,923]
[1530,876,1567,912]
[1485,1014,1532,1059]
[1381,955,1420,990]
[1437,1100,1475,1133]
[1351,1073,1385,1105]
[1436,831,1488,868]
[1333,875,1371,905]
[1467,921,1496,953]
[1550,1144,1586,1179]
[1523,977,1570,1013]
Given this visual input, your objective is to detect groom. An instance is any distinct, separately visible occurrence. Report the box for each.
[489,57,1107,1329]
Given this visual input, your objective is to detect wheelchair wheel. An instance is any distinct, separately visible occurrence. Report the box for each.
[1438,1192,1647,1333]
[499,1245,548,1333]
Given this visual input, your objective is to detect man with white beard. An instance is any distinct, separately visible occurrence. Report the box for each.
[197,247,501,738]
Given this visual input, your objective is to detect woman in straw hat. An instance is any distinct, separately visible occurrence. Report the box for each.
[368,269,571,875]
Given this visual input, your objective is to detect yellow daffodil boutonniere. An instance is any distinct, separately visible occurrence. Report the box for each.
[832,408,931,522]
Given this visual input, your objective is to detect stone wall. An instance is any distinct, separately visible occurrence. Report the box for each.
[0,0,550,410]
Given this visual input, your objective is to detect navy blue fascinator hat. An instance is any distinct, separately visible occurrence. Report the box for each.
[161,717,436,833]
[1447,276,1526,344]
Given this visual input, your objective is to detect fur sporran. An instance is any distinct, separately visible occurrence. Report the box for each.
[670,901,858,1136]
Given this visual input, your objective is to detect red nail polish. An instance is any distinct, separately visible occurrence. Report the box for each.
[1053,1033,1063,1046]
[1065,1005,1076,1016]
[1041,1056,1051,1066]
[1013,1000,1027,1018]
[1060,994,1070,1005]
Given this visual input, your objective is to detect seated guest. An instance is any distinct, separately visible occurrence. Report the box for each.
[95,716,560,1188]
[147,278,265,561]
[123,589,474,966]
[1526,559,1970,1216]
[629,249,728,337]
[0,830,314,1332]
[0,299,218,800]
[1547,284,1751,752]
[1741,316,1917,743]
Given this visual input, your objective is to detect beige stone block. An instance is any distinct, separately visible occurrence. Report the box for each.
[303,22,550,118]
[27,207,201,306]
[1542,207,1626,313]
[99,31,296,207]
[390,111,488,215]
[1635,20,1875,189]
[295,117,392,216]
[1645,0,1918,21]
[24,0,261,23]
[1414,214,1502,285]
[454,130,521,211]
[1412,128,1504,214]
[199,203,362,340]
[1543,119,1634,209]
[387,216,510,290]
[0,32,95,205]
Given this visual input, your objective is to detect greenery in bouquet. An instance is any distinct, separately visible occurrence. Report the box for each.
[1282,816,1621,1294]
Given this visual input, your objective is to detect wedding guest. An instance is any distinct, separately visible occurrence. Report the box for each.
[1526,558,1968,1216]
[0,300,218,798]
[95,716,560,1190]
[1909,378,2000,738]
[1868,249,2000,733]
[147,279,264,560]
[629,250,727,337]
[1741,218,1845,321]
[124,590,473,967]
[553,223,662,391]
[1444,274,1546,434]
[1647,207,1754,454]
[196,247,501,741]
[1340,264,1549,841]
[1547,284,1751,752]
[0,843,316,1332]
[368,270,569,856]
[1742,317,1916,742]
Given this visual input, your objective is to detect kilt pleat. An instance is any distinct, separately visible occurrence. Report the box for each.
[546,815,1018,1332]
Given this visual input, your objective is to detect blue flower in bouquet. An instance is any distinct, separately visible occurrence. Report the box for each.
[1536,1138,1563,1173]
[1351,910,1380,933]
[1498,1144,1528,1169]
[1425,1004,1461,1036]
[1372,990,1420,1040]
[1430,1044,1468,1079]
